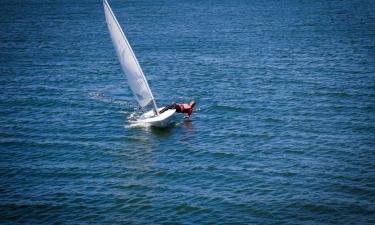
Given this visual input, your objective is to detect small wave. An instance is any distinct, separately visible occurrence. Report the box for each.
[87,91,132,107]
[211,151,237,159]
[127,111,144,120]
[124,121,152,129]
[124,111,150,129]
[207,104,248,113]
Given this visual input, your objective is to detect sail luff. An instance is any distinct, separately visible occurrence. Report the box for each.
[103,0,158,113]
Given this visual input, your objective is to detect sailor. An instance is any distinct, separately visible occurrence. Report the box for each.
[159,99,196,118]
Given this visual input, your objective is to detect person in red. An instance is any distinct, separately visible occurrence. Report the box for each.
[159,99,196,118]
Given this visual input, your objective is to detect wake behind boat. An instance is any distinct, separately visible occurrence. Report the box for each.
[103,0,175,127]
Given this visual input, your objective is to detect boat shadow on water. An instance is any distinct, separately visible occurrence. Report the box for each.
[125,119,193,138]
[150,122,176,136]
[151,120,194,137]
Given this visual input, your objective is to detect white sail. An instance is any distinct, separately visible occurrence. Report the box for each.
[103,0,157,110]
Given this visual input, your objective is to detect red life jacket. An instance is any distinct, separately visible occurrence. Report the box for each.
[178,103,193,116]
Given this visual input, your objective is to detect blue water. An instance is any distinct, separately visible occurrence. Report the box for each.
[1,0,375,224]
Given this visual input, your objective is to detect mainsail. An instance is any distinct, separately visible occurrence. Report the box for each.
[103,0,158,112]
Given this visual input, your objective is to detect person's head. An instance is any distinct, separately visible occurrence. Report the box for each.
[190,99,196,108]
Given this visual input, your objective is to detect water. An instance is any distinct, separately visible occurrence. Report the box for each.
[1,0,374,224]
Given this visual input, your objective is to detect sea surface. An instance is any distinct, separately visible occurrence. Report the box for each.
[1,0,375,224]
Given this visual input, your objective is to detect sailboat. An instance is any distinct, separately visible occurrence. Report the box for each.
[103,0,175,127]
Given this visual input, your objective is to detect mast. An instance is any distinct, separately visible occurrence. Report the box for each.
[153,99,159,115]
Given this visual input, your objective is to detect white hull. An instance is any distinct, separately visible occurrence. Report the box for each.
[137,107,176,128]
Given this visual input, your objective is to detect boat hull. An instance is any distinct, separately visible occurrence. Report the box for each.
[137,107,176,128]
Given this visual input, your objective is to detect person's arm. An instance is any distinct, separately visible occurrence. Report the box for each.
[185,108,192,118]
